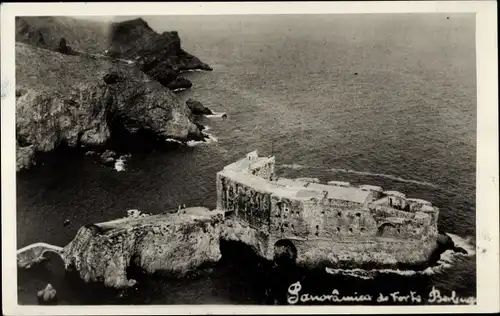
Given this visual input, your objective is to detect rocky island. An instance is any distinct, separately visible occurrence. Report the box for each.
[17,151,468,290]
[15,16,214,171]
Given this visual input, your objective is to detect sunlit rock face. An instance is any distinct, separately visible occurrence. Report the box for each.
[62,208,224,289]
[107,18,213,88]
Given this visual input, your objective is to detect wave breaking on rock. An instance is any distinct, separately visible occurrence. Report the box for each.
[325,233,475,279]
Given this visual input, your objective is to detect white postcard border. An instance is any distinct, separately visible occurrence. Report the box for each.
[1,1,498,315]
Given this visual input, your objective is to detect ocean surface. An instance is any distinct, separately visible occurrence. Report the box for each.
[17,14,477,305]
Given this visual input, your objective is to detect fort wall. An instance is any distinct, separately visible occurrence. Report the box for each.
[217,151,440,265]
[216,171,272,233]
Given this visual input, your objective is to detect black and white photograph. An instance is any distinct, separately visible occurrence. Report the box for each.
[1,1,498,314]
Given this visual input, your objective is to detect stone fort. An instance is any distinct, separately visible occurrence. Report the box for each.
[217,151,440,266]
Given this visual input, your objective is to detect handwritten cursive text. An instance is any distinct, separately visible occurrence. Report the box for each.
[286,282,476,305]
[287,281,373,304]
[427,287,476,305]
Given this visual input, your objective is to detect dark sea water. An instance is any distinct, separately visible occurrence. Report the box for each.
[17,14,477,305]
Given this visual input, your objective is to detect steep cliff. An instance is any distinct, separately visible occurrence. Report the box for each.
[62,208,224,288]
[108,18,212,71]
[16,42,203,170]
[107,18,212,90]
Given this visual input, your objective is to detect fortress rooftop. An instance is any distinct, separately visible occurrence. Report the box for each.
[280,180,372,204]
[221,167,372,204]
[219,151,439,209]
[221,169,320,200]
[223,150,274,173]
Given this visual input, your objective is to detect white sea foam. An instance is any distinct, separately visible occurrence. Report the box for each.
[172,88,188,92]
[186,130,219,147]
[205,112,227,118]
[281,163,307,170]
[325,234,475,280]
[180,69,204,73]
[448,232,476,256]
[329,168,439,188]
[279,164,438,188]
[114,155,129,172]
[165,138,184,144]
[165,126,218,148]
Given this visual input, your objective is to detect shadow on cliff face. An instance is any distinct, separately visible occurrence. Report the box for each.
[215,240,448,305]
[100,98,207,155]
[104,111,184,154]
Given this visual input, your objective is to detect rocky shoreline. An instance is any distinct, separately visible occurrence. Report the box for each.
[15,17,217,172]
[17,207,470,292]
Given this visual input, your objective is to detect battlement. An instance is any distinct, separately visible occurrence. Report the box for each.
[223,150,276,180]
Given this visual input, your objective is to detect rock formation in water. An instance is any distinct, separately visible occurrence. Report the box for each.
[100,150,117,164]
[37,283,57,304]
[106,18,212,89]
[15,42,204,171]
[107,18,212,72]
[62,208,224,288]
[166,76,193,91]
[436,232,468,254]
[186,98,213,115]
[427,232,469,265]
[16,141,36,171]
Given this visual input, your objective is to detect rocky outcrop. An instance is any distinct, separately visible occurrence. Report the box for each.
[62,208,224,288]
[108,18,212,71]
[37,283,57,304]
[16,142,36,171]
[100,150,117,164]
[17,242,64,269]
[57,37,78,56]
[427,232,469,265]
[186,98,213,115]
[167,76,193,91]
[220,217,271,260]
[15,42,204,170]
[107,18,212,89]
